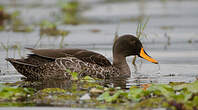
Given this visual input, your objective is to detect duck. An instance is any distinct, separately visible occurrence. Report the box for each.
[6,34,158,81]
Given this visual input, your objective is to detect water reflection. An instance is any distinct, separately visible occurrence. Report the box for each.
[20,79,73,90]
[20,76,128,90]
[19,72,166,91]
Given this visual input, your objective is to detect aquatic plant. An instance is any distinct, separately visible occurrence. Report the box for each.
[66,69,78,80]
[40,20,69,37]
[1,77,198,109]
[61,1,79,14]
[132,17,149,71]
[1,42,9,58]
[0,6,32,32]
[59,0,79,25]
[0,6,11,31]
[63,14,79,25]
[97,81,198,110]
[1,42,22,58]
[135,17,149,39]
[113,23,120,43]
[12,19,33,33]
[0,84,35,104]
[4,11,33,33]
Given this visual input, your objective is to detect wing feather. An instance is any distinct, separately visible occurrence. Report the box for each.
[26,48,112,67]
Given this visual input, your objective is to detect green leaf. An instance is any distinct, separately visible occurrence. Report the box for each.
[171,91,192,103]
[108,90,124,102]
[40,20,56,29]
[147,84,174,98]
[187,80,198,93]
[173,83,188,91]
[83,76,96,83]
[97,90,126,103]
[66,69,78,80]
[0,85,34,101]
[192,96,198,106]
[173,81,198,93]
[71,72,78,80]
[128,88,144,102]
[11,11,20,18]
[97,91,110,101]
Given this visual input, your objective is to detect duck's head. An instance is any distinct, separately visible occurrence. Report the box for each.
[113,34,158,64]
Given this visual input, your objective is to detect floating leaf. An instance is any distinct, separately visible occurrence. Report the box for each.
[147,84,174,98]
[40,88,66,94]
[97,91,110,101]
[0,85,34,101]
[173,83,188,91]
[128,88,145,102]
[98,90,127,103]
[83,76,96,83]
[40,20,56,29]
[192,96,198,107]
[71,72,78,80]
[187,80,198,93]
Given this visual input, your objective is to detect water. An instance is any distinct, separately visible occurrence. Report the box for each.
[0,0,198,86]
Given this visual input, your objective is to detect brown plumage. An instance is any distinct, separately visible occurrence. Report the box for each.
[6,34,158,81]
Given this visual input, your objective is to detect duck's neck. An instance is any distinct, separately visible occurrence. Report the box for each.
[113,55,130,76]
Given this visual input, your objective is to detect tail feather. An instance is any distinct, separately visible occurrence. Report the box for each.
[6,58,36,67]
[6,58,39,80]
[25,47,35,51]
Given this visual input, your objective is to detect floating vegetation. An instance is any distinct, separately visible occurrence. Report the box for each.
[40,20,69,36]
[0,84,35,106]
[12,19,33,33]
[188,39,192,44]
[0,6,11,31]
[31,77,102,106]
[59,1,79,25]
[66,69,78,80]
[63,14,79,25]
[97,81,198,110]
[0,7,32,32]
[1,76,198,110]
[34,87,82,106]
[61,1,79,13]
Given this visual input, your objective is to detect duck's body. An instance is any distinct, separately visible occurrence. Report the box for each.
[6,35,158,81]
[6,51,121,80]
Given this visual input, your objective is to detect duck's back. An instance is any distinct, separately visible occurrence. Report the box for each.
[26,48,112,67]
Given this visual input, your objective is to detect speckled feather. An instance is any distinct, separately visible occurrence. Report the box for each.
[6,57,120,81]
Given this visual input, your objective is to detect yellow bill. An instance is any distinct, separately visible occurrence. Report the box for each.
[139,47,158,64]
